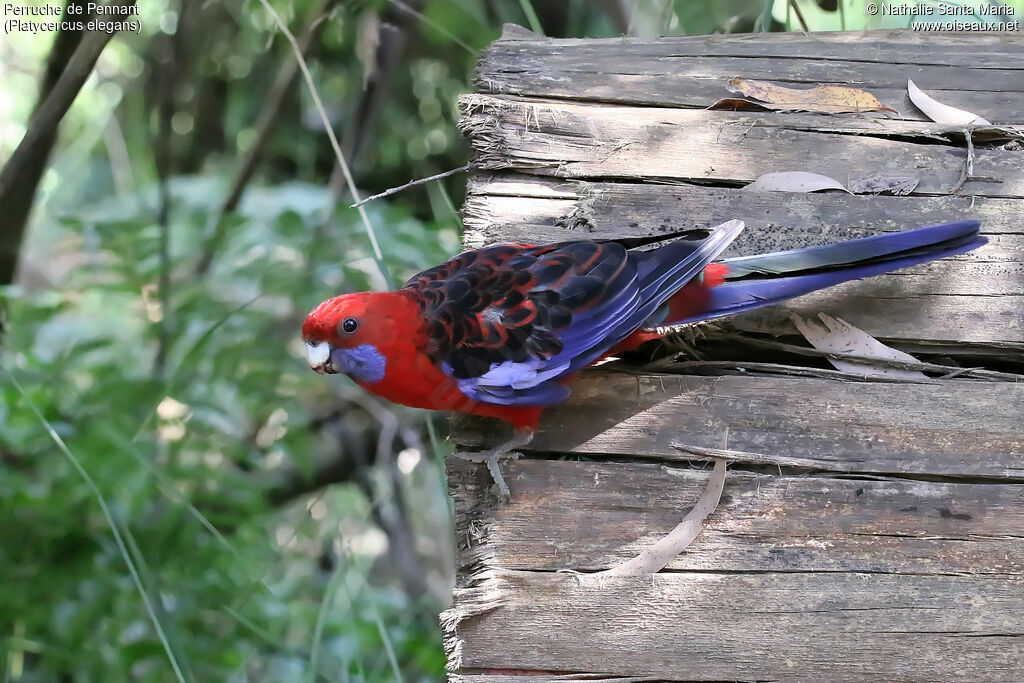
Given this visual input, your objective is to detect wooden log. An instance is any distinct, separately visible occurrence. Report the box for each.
[448,458,1024,575]
[445,570,1024,681]
[454,372,1024,479]
[460,175,1024,345]
[479,27,1024,124]
[447,372,1024,679]
[459,95,1024,197]
[448,28,1024,681]
[463,176,1024,245]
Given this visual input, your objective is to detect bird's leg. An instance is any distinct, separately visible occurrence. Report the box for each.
[456,427,534,499]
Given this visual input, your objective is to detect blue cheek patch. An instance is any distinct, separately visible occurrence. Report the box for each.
[331,344,387,384]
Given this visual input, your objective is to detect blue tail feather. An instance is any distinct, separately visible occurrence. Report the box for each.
[674,220,985,325]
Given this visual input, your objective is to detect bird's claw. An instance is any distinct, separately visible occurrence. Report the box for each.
[455,449,521,501]
[455,428,534,502]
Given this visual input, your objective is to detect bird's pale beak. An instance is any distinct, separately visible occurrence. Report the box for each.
[305,340,334,374]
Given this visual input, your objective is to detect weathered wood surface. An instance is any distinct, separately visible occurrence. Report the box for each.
[447,28,1024,682]
[449,456,1024,575]
[456,372,1024,478]
[461,97,1024,196]
[447,571,1024,681]
[478,26,1024,122]
[458,28,1024,348]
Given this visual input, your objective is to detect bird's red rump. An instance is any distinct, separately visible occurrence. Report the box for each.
[605,263,729,356]
[703,262,729,288]
[660,262,729,323]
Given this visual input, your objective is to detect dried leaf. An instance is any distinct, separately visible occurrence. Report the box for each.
[727,78,896,115]
[792,313,927,380]
[585,458,727,579]
[907,79,990,126]
[707,97,773,112]
[744,171,848,193]
[848,174,920,196]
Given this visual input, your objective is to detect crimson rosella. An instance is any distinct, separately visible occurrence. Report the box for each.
[302,219,984,495]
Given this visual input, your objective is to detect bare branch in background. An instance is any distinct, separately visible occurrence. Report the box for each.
[388,0,477,56]
[0,0,136,285]
[787,0,810,32]
[256,0,394,289]
[306,3,425,288]
[260,397,431,597]
[365,401,429,596]
[194,0,342,277]
[153,0,191,377]
[345,19,394,160]
[263,399,387,506]
[350,165,469,208]
[264,444,367,507]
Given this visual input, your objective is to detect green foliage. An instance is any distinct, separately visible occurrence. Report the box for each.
[2,178,453,680]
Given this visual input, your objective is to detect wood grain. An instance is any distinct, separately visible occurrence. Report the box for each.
[463,175,1024,245]
[460,95,1024,197]
[445,570,1024,681]
[448,458,1024,575]
[461,175,1024,345]
[454,371,1024,479]
[449,28,1024,682]
[480,27,1024,123]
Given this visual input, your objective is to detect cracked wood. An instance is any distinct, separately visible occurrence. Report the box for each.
[479,27,1024,122]
[449,27,1024,682]
[448,457,1024,576]
[454,372,1024,478]
[460,95,1024,197]
[461,176,1024,344]
[446,570,1024,681]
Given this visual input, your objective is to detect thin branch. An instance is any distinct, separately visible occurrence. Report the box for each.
[194,0,340,277]
[350,165,468,208]
[342,8,422,161]
[262,404,379,506]
[362,401,429,596]
[787,0,810,32]
[153,0,189,377]
[387,0,477,55]
[256,0,395,289]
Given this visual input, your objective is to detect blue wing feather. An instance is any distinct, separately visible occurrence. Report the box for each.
[460,222,745,404]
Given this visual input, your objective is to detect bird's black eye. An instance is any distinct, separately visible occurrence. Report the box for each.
[341,317,359,334]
